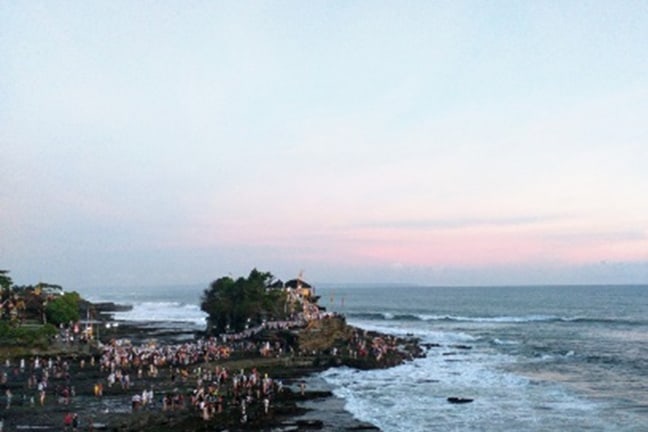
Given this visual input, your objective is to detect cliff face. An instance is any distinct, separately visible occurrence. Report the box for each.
[296,315,424,369]
[297,315,353,353]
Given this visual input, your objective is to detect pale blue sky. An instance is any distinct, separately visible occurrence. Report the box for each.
[2,1,647,288]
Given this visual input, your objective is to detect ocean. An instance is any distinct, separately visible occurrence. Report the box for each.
[85,283,648,431]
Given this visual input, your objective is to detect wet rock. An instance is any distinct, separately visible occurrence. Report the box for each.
[347,423,381,430]
[296,419,324,429]
[447,397,474,404]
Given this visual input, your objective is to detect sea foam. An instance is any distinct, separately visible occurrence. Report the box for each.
[112,301,207,327]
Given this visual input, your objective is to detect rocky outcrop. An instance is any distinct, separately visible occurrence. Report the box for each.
[296,315,424,369]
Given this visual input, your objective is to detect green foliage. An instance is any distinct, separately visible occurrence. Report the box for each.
[201,269,290,335]
[45,292,81,325]
[0,322,57,347]
[0,270,13,291]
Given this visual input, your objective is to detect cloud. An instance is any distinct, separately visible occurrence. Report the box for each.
[345,214,565,231]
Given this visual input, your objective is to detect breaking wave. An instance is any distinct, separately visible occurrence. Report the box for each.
[112,301,207,327]
[346,312,640,326]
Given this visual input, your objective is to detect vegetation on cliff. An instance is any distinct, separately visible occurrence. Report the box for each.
[0,269,12,290]
[201,268,291,334]
[0,321,57,348]
[45,291,81,325]
[1,275,81,325]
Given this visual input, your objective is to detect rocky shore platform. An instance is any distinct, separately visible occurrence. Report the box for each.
[0,311,424,431]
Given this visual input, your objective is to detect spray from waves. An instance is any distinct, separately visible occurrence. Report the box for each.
[320,347,605,431]
[319,331,625,432]
[343,320,478,345]
[112,301,207,327]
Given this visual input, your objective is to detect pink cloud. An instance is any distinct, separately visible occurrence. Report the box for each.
[177,210,648,271]
[341,225,648,268]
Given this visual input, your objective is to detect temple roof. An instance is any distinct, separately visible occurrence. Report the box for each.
[284,278,312,289]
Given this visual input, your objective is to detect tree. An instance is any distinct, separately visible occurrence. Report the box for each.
[46,292,80,326]
[201,269,290,335]
[0,270,13,292]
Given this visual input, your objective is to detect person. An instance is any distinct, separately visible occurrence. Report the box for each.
[63,412,73,431]
[131,393,141,411]
[72,413,79,432]
[38,382,46,406]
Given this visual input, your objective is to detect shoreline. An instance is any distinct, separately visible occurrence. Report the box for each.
[1,312,422,431]
[296,373,380,431]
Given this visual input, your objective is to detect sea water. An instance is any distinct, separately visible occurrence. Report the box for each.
[85,283,648,431]
[84,283,208,332]
[316,284,648,431]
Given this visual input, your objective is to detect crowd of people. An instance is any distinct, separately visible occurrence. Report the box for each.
[0,299,417,429]
[0,317,302,428]
[0,341,281,428]
[346,329,408,362]
[1,354,75,409]
[182,365,283,423]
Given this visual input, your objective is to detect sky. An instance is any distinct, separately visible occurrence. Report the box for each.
[2,1,648,289]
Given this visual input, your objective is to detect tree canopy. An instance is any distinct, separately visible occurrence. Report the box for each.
[0,270,13,291]
[45,292,80,326]
[201,269,290,335]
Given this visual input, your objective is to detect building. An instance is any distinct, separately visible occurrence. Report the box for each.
[284,278,313,299]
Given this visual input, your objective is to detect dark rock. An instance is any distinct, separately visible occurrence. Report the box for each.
[296,419,324,428]
[422,343,441,348]
[447,397,474,404]
[347,423,381,430]
[91,301,133,312]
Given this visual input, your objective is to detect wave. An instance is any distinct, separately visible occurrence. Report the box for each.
[492,338,520,346]
[112,301,207,327]
[347,312,642,326]
[318,349,614,432]
[348,312,420,321]
[559,317,643,326]
[348,311,558,323]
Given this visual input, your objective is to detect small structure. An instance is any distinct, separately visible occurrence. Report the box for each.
[267,279,285,290]
[36,283,64,297]
[284,278,313,299]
